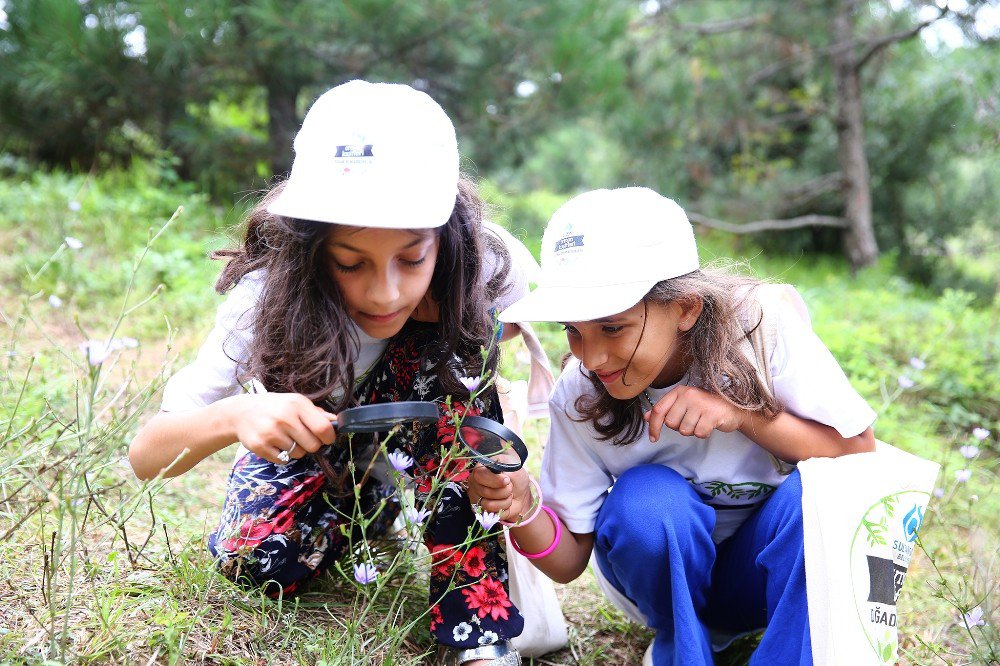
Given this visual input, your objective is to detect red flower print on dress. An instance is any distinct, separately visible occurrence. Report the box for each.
[436,403,480,447]
[461,546,488,578]
[270,508,296,534]
[415,459,440,494]
[429,604,444,631]
[223,518,273,551]
[461,577,512,621]
[439,453,471,484]
[429,543,463,577]
[274,473,326,510]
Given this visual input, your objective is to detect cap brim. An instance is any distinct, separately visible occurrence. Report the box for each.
[266,178,455,229]
[499,281,655,323]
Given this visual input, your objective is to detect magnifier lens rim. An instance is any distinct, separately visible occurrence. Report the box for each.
[336,401,440,433]
[458,416,528,473]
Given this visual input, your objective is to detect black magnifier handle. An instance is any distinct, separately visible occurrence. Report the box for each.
[460,416,529,474]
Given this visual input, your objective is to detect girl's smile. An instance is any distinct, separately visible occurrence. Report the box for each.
[594,368,624,384]
[326,226,440,339]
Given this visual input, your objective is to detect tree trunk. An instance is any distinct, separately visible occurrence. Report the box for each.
[832,2,879,270]
[266,78,300,177]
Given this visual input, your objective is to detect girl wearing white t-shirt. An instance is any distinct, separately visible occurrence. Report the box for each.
[467,187,876,665]
[129,81,528,665]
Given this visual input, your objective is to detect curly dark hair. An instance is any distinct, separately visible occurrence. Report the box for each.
[212,178,510,412]
[573,265,783,446]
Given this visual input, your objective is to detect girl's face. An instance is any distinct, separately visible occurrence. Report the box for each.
[561,298,701,400]
[325,226,440,339]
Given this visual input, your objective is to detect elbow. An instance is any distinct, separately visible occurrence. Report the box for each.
[550,566,586,586]
[127,438,152,481]
[854,427,876,454]
[128,428,159,481]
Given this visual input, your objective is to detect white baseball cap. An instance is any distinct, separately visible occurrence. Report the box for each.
[267,80,460,228]
[499,187,699,323]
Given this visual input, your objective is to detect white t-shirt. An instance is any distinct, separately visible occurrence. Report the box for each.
[160,222,533,416]
[540,294,877,544]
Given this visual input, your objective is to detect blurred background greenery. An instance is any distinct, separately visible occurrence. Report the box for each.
[1,0,998,292]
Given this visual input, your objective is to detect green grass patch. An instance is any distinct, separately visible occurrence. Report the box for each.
[1,168,996,664]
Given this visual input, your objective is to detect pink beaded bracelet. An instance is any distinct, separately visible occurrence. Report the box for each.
[508,506,562,560]
[500,475,543,527]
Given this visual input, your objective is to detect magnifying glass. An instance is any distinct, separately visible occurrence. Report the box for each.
[457,416,528,474]
[309,401,527,485]
[308,401,439,487]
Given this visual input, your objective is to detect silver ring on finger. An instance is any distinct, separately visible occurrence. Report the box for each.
[277,440,297,464]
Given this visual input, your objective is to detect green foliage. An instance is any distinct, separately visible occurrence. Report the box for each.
[2,169,998,663]
[0,0,149,166]
[0,163,230,336]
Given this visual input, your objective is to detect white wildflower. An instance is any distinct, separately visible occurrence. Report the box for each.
[962,606,986,627]
[959,445,979,460]
[475,510,501,531]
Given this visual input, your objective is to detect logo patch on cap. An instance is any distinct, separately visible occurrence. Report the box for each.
[553,223,585,262]
[334,143,375,175]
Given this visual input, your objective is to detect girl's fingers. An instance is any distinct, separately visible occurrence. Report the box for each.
[470,465,511,489]
[288,418,325,454]
[678,408,701,437]
[658,401,689,439]
[478,495,515,516]
[647,389,680,441]
[255,444,290,466]
[471,483,514,502]
[283,438,307,459]
[302,408,338,445]
[693,414,715,439]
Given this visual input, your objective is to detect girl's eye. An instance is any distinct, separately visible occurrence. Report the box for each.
[561,324,580,337]
[400,256,427,268]
[602,325,624,335]
[333,261,362,273]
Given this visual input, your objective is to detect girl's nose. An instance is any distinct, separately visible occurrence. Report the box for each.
[368,267,401,306]
[579,338,608,372]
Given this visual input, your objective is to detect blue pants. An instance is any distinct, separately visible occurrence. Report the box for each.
[594,465,811,666]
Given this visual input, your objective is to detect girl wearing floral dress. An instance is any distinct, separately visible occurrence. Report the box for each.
[130,81,527,665]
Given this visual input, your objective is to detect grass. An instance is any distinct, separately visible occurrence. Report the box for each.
[1,167,997,665]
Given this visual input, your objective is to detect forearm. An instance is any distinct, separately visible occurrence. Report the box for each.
[128,395,245,480]
[739,411,875,463]
[508,513,594,585]
[499,322,521,342]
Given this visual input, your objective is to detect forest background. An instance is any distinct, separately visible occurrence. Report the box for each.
[0,0,997,664]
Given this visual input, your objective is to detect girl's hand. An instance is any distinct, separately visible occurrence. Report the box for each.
[467,466,534,523]
[230,393,337,465]
[644,385,748,442]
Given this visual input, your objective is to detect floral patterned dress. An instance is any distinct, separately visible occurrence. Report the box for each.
[208,321,524,649]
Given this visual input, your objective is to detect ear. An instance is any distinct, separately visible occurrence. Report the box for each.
[675,295,704,332]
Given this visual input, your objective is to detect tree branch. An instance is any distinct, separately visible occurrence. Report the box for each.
[780,172,846,211]
[855,5,949,70]
[687,212,848,234]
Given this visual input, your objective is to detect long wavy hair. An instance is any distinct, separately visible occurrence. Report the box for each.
[212,178,509,411]
[573,265,783,446]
